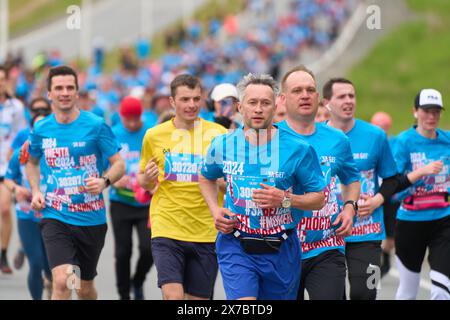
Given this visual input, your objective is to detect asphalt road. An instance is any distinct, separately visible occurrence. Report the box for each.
[1,0,432,301]
[0,195,431,300]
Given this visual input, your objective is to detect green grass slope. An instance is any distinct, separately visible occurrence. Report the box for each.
[349,0,450,133]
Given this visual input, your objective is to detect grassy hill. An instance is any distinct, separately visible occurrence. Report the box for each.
[349,0,450,134]
[9,0,84,36]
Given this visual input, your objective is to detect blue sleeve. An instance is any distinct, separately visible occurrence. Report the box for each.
[92,107,105,119]
[110,112,121,127]
[201,137,224,180]
[5,150,21,183]
[28,129,43,159]
[10,130,28,150]
[336,137,360,185]
[98,121,121,160]
[376,132,398,178]
[296,145,325,192]
[392,135,410,174]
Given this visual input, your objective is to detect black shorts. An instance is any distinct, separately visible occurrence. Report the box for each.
[39,218,107,281]
[395,215,450,279]
[151,237,218,298]
[0,176,4,183]
[298,250,346,300]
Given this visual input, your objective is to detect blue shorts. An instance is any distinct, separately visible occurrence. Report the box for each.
[216,230,302,300]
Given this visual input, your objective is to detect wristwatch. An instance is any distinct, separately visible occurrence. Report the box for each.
[344,200,358,214]
[102,175,111,188]
[281,191,292,209]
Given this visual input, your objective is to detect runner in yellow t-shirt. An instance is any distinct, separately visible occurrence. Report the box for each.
[138,74,226,300]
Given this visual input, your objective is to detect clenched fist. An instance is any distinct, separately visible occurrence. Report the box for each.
[143,158,159,183]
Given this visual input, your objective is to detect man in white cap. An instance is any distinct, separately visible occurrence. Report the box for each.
[204,83,241,128]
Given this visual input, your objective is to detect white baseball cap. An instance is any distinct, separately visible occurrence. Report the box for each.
[210,83,238,101]
[415,89,444,109]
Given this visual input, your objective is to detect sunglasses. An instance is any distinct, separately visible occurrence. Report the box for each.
[31,108,51,116]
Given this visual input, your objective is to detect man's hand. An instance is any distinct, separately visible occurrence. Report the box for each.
[252,183,284,208]
[30,191,45,211]
[212,208,238,234]
[84,177,106,195]
[15,186,31,202]
[333,206,354,237]
[358,193,384,217]
[143,158,159,183]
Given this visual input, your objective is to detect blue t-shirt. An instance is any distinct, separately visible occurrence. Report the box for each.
[90,106,105,119]
[393,127,450,221]
[142,110,158,129]
[110,122,150,207]
[29,110,120,226]
[201,127,325,235]
[199,109,215,122]
[334,119,398,242]
[278,121,360,259]
[10,127,30,150]
[5,149,43,222]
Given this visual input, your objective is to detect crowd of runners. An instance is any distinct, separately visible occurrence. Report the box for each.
[0,61,448,300]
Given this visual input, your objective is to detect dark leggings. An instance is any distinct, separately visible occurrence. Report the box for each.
[110,201,153,300]
[17,218,51,300]
[345,241,382,300]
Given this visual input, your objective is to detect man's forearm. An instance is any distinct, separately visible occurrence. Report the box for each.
[218,178,227,194]
[105,156,125,184]
[341,181,361,202]
[25,159,41,193]
[3,179,16,193]
[137,172,157,191]
[291,191,325,211]
[199,174,220,214]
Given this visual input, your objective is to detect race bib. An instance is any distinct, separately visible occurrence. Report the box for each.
[228,175,276,211]
[164,153,202,182]
[48,167,93,197]
[228,175,294,233]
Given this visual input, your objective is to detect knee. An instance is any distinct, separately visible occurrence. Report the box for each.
[76,284,96,300]
[0,206,11,219]
[163,291,184,300]
[162,284,184,300]
[52,274,71,294]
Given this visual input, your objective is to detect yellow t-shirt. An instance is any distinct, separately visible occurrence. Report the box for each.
[139,118,227,242]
